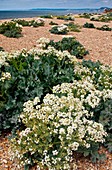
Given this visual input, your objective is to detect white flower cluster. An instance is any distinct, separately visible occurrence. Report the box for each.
[28,42,77,64]
[98,65,112,89]
[73,63,112,90]
[90,15,99,20]
[56,24,68,32]
[0,49,28,68]
[15,22,22,28]
[11,78,108,169]
[53,78,112,109]
[3,37,110,170]
[36,37,50,48]
[35,18,45,24]
[0,72,11,82]
[0,51,8,67]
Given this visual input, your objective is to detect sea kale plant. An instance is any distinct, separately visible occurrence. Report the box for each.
[11,19,30,26]
[0,47,76,133]
[79,13,93,19]
[90,13,112,22]
[10,60,112,169]
[65,22,81,32]
[40,15,53,19]
[49,21,58,25]
[49,24,69,35]
[74,60,112,155]
[83,22,95,28]
[0,37,112,169]
[38,37,89,59]
[96,25,112,31]
[57,15,75,21]
[13,18,45,27]
[30,18,45,27]
[0,21,22,38]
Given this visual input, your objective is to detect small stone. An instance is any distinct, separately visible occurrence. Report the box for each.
[2,159,7,164]
[5,165,8,168]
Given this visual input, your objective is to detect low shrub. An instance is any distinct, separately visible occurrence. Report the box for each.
[30,19,45,27]
[90,13,112,22]
[0,22,22,38]
[10,60,112,169]
[41,37,89,59]
[77,60,112,154]
[107,12,112,20]
[65,22,81,32]
[0,48,76,133]
[83,22,95,28]
[49,21,58,25]
[40,15,53,19]
[49,24,69,34]
[79,13,92,19]
[90,15,99,21]
[96,25,112,31]
[57,15,75,21]
[13,19,45,27]
[12,19,29,26]
[1,35,112,169]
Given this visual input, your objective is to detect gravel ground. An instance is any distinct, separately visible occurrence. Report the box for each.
[0,133,112,170]
[0,17,112,65]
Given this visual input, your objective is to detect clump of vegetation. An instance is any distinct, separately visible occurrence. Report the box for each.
[0,41,112,169]
[30,19,45,27]
[0,22,22,38]
[90,13,112,22]
[83,22,111,31]
[79,13,92,19]
[97,25,112,31]
[49,24,69,34]
[65,22,81,32]
[1,33,112,169]
[40,15,53,19]
[12,19,29,26]
[0,48,75,133]
[57,15,75,21]
[10,59,112,169]
[83,22,95,28]
[107,12,112,20]
[43,37,89,59]
[12,19,45,27]
[49,21,58,25]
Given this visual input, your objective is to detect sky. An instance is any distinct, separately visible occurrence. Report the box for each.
[0,0,112,10]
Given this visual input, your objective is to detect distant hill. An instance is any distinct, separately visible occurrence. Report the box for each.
[99,7,110,10]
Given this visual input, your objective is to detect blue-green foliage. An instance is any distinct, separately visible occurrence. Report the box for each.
[0,50,75,132]
[45,37,89,59]
[0,22,22,38]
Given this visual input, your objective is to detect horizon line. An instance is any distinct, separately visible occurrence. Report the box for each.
[0,6,111,11]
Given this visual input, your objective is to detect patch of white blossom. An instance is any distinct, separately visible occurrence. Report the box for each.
[10,75,110,169]
[0,72,11,82]
[28,45,77,64]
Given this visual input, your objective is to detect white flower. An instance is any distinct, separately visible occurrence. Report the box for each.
[59,128,65,134]
[33,97,40,105]
[0,72,11,82]
[69,142,79,151]
[35,18,45,24]
[67,126,74,135]
[59,118,71,126]
[57,24,68,32]
[52,150,58,156]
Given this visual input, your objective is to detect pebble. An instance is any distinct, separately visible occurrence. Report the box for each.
[2,159,7,164]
